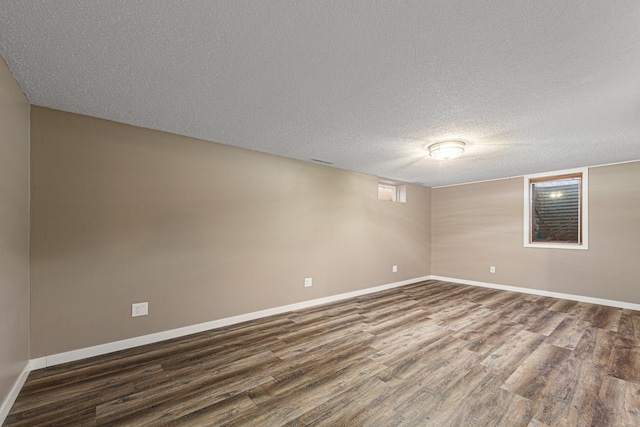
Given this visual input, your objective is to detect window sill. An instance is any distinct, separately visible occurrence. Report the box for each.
[524,242,588,250]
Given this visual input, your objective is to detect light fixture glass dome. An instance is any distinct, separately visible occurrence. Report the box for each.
[427,140,466,160]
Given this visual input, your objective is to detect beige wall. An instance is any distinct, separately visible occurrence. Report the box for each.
[30,107,431,357]
[25,104,640,360]
[432,162,640,304]
[0,58,30,403]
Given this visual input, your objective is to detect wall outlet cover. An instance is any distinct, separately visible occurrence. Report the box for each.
[132,302,149,317]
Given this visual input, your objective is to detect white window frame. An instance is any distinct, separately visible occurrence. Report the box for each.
[523,167,588,250]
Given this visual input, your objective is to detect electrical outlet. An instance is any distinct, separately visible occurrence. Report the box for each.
[490,266,496,274]
[392,265,398,273]
[132,302,148,317]
[304,277,313,287]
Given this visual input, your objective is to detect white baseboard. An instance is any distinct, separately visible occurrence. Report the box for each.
[0,361,30,425]
[29,274,640,371]
[30,275,431,370]
[429,275,640,311]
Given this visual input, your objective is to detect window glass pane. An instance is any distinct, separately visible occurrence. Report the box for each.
[531,176,581,243]
[378,184,397,201]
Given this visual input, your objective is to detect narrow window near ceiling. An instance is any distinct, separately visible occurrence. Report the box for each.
[524,168,588,250]
[378,182,406,203]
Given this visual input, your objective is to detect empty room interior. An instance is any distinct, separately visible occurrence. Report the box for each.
[1,2,640,426]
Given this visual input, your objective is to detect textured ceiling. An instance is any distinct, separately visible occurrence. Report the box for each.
[1,1,639,187]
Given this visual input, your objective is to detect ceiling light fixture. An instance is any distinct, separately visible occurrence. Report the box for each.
[427,140,466,160]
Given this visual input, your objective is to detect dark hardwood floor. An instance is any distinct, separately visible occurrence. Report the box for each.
[5,280,640,426]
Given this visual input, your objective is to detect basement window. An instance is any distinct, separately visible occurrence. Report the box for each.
[378,182,406,203]
[524,168,588,250]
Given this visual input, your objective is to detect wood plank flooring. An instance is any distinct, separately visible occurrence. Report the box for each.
[5,280,640,426]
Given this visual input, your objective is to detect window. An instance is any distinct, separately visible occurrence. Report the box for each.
[524,168,588,250]
[378,182,406,203]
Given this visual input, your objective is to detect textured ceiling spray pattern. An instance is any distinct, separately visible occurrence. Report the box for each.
[1,1,639,186]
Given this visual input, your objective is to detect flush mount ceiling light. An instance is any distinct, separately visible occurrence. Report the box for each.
[427,140,466,160]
